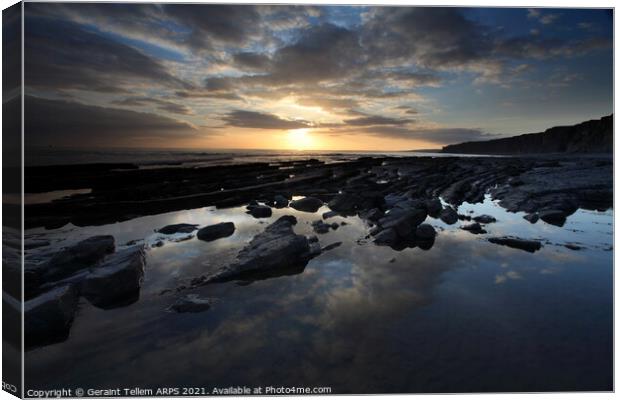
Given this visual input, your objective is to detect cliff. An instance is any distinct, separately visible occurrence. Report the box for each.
[442,115,612,155]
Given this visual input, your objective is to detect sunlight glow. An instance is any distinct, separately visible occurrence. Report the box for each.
[287,128,315,150]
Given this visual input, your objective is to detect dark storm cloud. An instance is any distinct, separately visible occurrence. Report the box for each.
[112,97,193,115]
[26,96,196,144]
[25,16,189,93]
[223,110,311,130]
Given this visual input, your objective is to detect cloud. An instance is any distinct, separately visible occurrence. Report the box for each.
[223,110,311,130]
[344,115,413,126]
[24,15,189,94]
[527,8,560,25]
[25,96,196,146]
[348,126,493,145]
[112,97,193,115]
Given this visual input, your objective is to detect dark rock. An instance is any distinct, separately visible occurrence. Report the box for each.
[488,237,542,253]
[197,222,235,242]
[378,207,427,237]
[81,246,146,309]
[328,193,361,212]
[458,214,472,221]
[322,210,339,219]
[473,214,497,224]
[158,223,199,235]
[359,208,384,222]
[308,235,319,243]
[312,220,331,234]
[290,197,324,213]
[274,195,289,208]
[564,243,582,251]
[330,222,339,230]
[523,213,539,223]
[439,207,458,225]
[247,205,272,218]
[416,224,436,240]
[425,198,442,216]
[539,209,567,226]
[152,240,164,248]
[168,295,211,313]
[461,222,487,234]
[25,285,78,348]
[204,216,314,283]
[42,235,115,281]
[374,228,398,245]
[322,242,342,252]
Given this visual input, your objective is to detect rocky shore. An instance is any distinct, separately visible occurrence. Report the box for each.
[13,154,612,349]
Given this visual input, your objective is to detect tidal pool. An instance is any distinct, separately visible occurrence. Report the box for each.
[24,196,613,393]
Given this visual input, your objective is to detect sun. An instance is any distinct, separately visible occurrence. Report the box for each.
[287,128,314,150]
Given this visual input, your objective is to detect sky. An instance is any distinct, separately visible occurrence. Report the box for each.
[23,3,613,151]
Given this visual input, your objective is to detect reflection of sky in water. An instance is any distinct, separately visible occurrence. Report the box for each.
[24,196,612,392]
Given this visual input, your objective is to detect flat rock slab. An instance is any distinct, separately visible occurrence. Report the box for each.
[488,237,542,253]
[81,246,146,309]
[42,235,115,281]
[168,294,211,313]
[158,223,199,234]
[461,222,487,234]
[205,216,314,283]
[289,197,323,213]
[197,222,235,242]
[25,285,79,349]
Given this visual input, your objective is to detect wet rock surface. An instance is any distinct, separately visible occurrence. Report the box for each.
[289,197,324,213]
[461,222,487,234]
[246,204,272,218]
[158,223,198,235]
[488,237,543,253]
[81,246,146,309]
[25,155,611,231]
[196,222,236,242]
[168,294,211,313]
[41,235,115,281]
[202,216,318,284]
[25,285,79,349]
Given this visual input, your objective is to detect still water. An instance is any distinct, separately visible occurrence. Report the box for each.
[24,196,613,393]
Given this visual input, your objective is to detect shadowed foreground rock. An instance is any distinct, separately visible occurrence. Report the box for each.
[25,285,78,349]
[41,235,115,281]
[203,216,320,284]
[81,246,146,309]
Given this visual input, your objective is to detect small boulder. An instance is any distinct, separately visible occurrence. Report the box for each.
[473,215,497,224]
[523,213,539,224]
[274,195,289,208]
[322,210,339,220]
[290,197,324,212]
[461,222,486,234]
[197,222,235,242]
[247,205,272,218]
[158,223,199,235]
[488,237,542,253]
[312,220,331,234]
[439,207,458,225]
[168,295,211,313]
[25,285,78,348]
[416,224,436,240]
[81,246,146,309]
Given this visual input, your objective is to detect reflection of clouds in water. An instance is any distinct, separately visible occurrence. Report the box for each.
[24,195,613,392]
